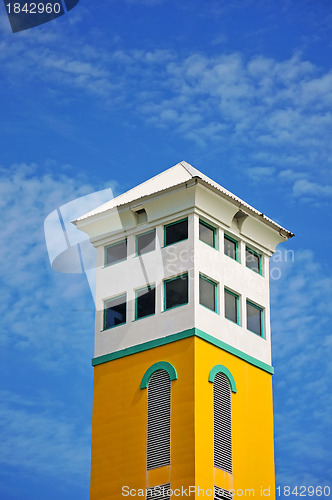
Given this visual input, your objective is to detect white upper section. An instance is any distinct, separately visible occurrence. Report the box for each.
[72,161,294,367]
[92,213,272,365]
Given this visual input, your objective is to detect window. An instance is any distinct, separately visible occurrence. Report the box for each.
[199,275,217,312]
[147,370,171,470]
[199,219,216,248]
[247,300,263,337]
[213,372,233,474]
[214,487,233,500]
[224,235,238,261]
[224,289,239,324]
[103,293,126,329]
[164,218,188,246]
[135,285,156,320]
[136,229,156,256]
[246,247,261,274]
[147,484,171,500]
[105,239,127,266]
[164,273,188,310]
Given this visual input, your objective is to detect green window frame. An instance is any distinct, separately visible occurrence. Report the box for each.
[246,300,264,337]
[199,219,217,249]
[224,288,239,324]
[208,365,237,393]
[136,229,156,256]
[164,218,188,247]
[140,361,178,389]
[164,273,189,311]
[103,293,127,330]
[224,234,238,261]
[245,246,262,275]
[199,274,217,312]
[104,238,127,267]
[135,285,156,320]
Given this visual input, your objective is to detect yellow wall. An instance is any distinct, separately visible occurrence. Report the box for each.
[194,336,276,499]
[90,337,196,499]
[90,336,275,499]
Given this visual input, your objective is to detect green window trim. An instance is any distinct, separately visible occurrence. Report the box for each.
[135,229,156,256]
[208,365,237,393]
[199,274,218,313]
[224,288,240,325]
[163,217,188,247]
[134,284,156,320]
[104,238,127,267]
[103,293,127,330]
[224,234,239,262]
[199,219,217,249]
[163,273,189,311]
[245,246,262,275]
[140,361,177,389]
[246,300,264,338]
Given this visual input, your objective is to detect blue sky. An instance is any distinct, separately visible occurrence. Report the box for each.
[0,0,331,498]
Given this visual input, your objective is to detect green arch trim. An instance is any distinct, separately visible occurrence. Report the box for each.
[140,361,178,389]
[208,365,237,393]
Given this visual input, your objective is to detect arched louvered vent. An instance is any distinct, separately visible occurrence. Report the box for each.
[147,483,171,500]
[213,372,233,473]
[214,486,233,500]
[147,369,171,470]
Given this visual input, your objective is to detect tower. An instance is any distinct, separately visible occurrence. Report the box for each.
[73,161,293,499]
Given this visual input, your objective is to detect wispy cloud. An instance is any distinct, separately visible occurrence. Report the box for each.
[246,167,332,206]
[1,15,331,199]
[292,179,332,198]
[0,163,118,495]
[0,163,111,372]
[0,389,90,483]
[271,249,332,486]
[246,166,276,182]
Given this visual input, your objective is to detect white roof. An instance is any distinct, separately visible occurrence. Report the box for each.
[74,161,293,237]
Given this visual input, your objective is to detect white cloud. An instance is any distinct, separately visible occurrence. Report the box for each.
[246,166,276,181]
[0,163,112,372]
[270,249,332,485]
[0,389,90,483]
[292,179,332,198]
[1,19,331,193]
[1,27,330,141]
[278,169,307,182]
[247,164,332,206]
[0,164,111,493]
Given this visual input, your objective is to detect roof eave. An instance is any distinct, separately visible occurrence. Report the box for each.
[73,176,294,239]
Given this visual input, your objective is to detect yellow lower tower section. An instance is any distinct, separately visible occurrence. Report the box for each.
[90,335,275,499]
